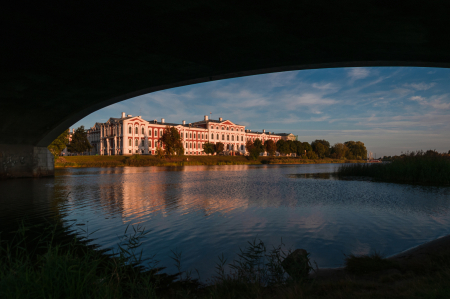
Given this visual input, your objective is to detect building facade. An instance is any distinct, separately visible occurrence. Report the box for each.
[85,113,293,156]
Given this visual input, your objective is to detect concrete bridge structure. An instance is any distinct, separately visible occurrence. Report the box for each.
[2,1,450,178]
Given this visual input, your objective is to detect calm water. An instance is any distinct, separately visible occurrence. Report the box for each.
[1,164,450,282]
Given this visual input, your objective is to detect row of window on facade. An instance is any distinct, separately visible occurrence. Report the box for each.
[210,125,243,132]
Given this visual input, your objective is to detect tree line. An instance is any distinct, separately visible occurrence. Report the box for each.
[49,125,368,160]
[243,138,368,160]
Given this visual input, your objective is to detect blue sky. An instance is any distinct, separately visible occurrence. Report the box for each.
[72,67,450,157]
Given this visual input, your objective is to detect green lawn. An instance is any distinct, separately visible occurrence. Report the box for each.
[55,155,365,168]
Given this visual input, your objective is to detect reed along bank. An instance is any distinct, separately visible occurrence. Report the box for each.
[337,151,450,186]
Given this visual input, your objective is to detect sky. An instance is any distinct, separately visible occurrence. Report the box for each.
[72,67,450,157]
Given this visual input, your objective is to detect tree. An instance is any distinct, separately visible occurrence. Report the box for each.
[287,140,297,156]
[331,143,349,159]
[314,143,327,158]
[159,126,184,156]
[250,138,265,160]
[344,141,367,159]
[48,129,69,159]
[311,140,330,157]
[276,139,290,155]
[306,150,318,159]
[67,126,92,154]
[156,146,165,159]
[202,142,215,155]
[264,139,277,156]
[215,142,224,154]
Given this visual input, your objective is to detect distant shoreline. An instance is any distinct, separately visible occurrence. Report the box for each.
[55,155,366,168]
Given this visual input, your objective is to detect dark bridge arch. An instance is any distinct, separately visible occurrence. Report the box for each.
[2,1,450,178]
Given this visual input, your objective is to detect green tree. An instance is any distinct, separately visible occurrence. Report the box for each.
[156,146,165,159]
[159,126,184,156]
[314,142,327,158]
[264,139,277,156]
[331,143,349,159]
[276,139,290,155]
[215,142,224,154]
[67,126,92,155]
[202,142,215,155]
[344,141,367,159]
[249,138,265,160]
[306,150,318,159]
[311,140,330,157]
[48,129,69,159]
[287,140,297,156]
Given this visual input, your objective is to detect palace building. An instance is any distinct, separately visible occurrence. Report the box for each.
[85,113,295,156]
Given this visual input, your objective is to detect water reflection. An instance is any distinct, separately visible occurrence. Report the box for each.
[1,164,450,282]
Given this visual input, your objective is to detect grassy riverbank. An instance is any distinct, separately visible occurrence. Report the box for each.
[2,218,450,299]
[336,153,450,185]
[55,155,365,168]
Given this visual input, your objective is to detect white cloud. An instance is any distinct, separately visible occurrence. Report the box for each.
[410,95,450,110]
[403,82,436,90]
[289,93,337,106]
[348,68,370,83]
[312,83,337,90]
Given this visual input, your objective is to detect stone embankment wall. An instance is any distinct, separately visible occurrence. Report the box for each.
[0,145,54,179]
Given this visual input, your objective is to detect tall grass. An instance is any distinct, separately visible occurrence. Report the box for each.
[337,151,450,185]
[0,218,178,299]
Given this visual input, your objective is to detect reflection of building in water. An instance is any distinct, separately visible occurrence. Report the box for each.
[119,166,251,221]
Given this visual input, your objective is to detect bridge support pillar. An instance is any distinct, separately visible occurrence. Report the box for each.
[0,144,54,179]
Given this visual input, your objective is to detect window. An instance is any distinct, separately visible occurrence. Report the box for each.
[211,125,213,129]
[135,139,138,146]
[241,136,243,141]
[141,140,144,146]
[190,142,192,148]
[194,133,196,139]
[160,130,163,136]
[217,134,219,139]
[129,139,131,146]
[150,140,152,147]
[241,145,244,150]
[149,130,151,136]
[227,127,229,130]
[202,134,204,139]
[211,134,214,139]
[186,133,188,138]
[142,127,144,134]
[186,143,188,148]
[227,135,229,141]
[194,143,196,148]
[129,127,131,134]
[129,150,131,153]
[232,135,234,141]
[216,126,218,129]
[190,133,192,138]
[221,127,224,130]
[222,134,224,140]
[155,130,157,137]
[231,128,234,131]
[198,143,200,149]
[135,127,138,134]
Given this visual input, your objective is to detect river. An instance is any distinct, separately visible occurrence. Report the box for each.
[1,163,450,282]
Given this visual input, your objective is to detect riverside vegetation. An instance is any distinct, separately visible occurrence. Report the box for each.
[337,150,450,186]
[2,217,450,299]
[55,155,365,168]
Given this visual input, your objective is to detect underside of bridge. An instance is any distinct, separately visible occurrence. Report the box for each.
[1,1,450,178]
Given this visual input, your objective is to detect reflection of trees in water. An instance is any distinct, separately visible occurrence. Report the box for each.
[287,173,335,180]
